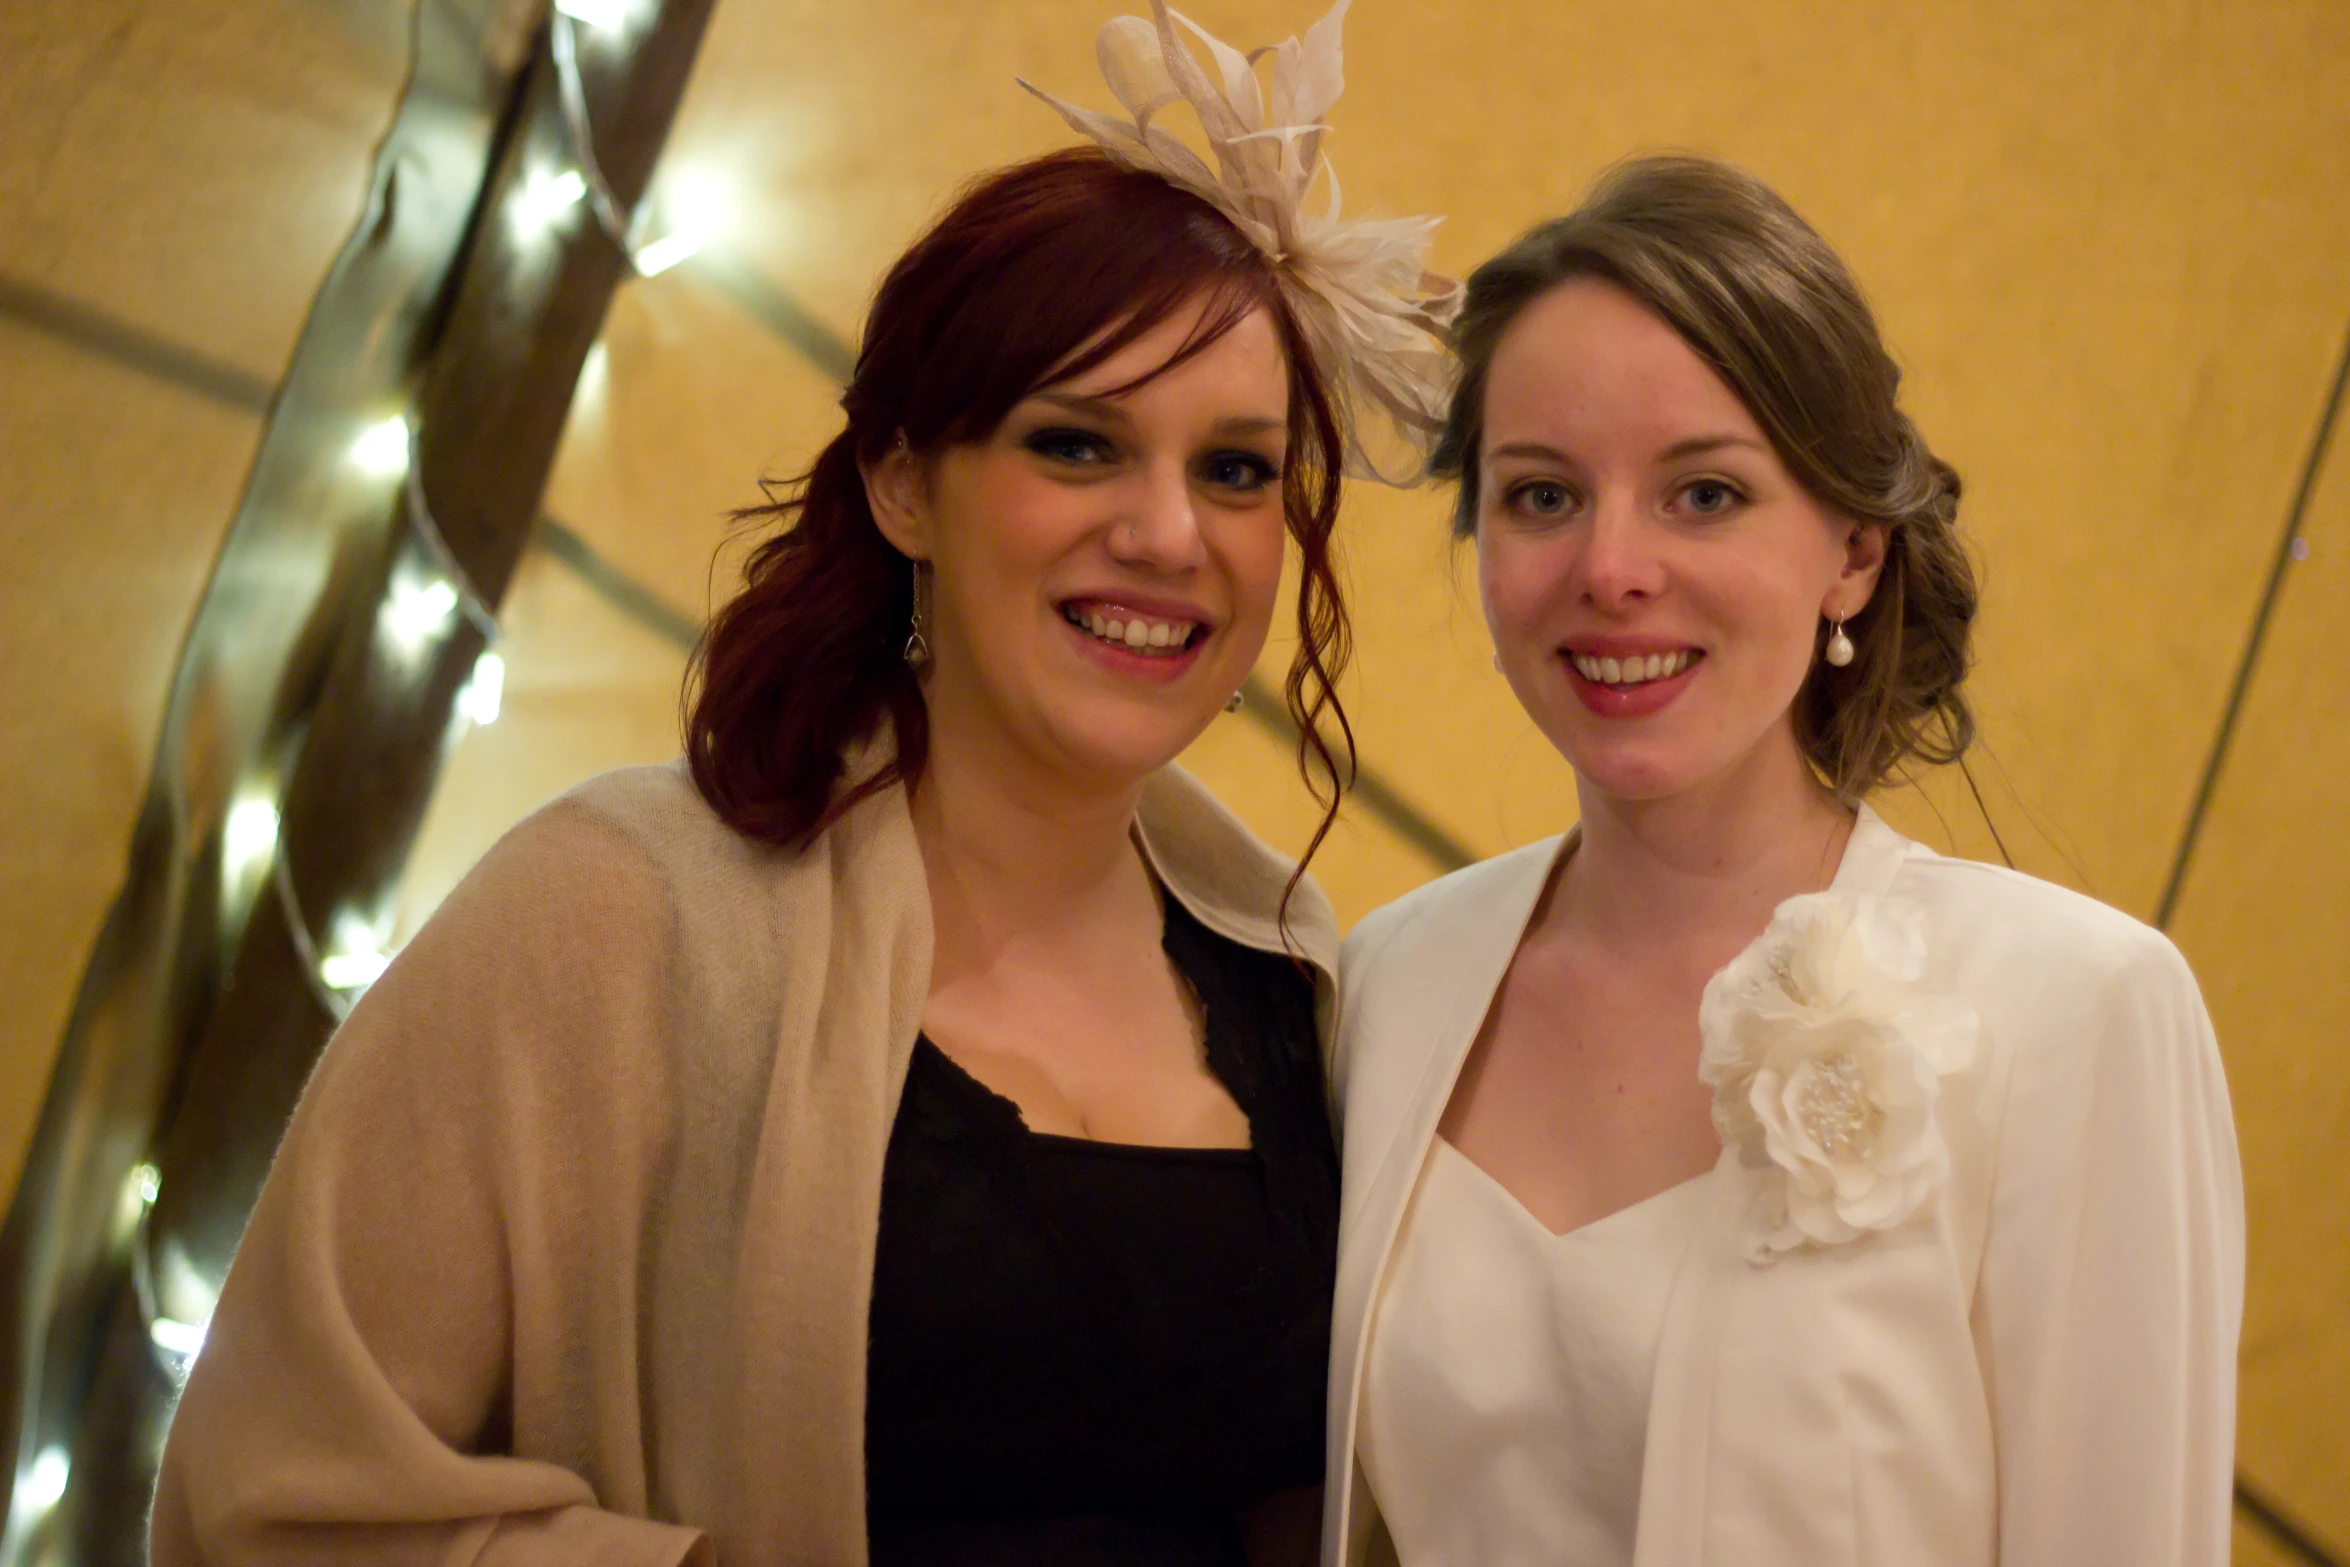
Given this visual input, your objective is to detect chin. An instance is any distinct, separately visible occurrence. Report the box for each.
[1045,697,1221,783]
[1552,733,1707,805]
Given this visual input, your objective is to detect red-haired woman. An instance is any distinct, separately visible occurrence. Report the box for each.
[150,6,1455,1567]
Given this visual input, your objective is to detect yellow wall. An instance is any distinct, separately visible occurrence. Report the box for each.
[5,0,2346,1552]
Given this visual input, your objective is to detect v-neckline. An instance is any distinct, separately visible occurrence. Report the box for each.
[1431,1135,1709,1246]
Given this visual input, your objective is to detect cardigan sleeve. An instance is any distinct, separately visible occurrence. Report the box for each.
[1973,923,2244,1567]
[150,802,713,1567]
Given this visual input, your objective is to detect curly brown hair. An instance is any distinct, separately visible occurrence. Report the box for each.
[1432,154,1977,802]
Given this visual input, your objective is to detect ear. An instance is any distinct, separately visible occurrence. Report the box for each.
[1826,520,1890,620]
[861,440,931,561]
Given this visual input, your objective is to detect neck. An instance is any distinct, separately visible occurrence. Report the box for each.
[908,699,1155,951]
[1557,731,1855,957]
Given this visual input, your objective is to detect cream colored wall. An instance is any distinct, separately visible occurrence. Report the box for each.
[4,0,2346,1554]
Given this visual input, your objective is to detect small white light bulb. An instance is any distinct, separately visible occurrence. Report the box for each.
[458,650,505,726]
[19,1447,69,1514]
[149,1315,208,1360]
[631,231,701,277]
[223,798,280,881]
[350,418,411,477]
[512,168,588,237]
[383,577,460,651]
[320,948,392,991]
[555,0,631,27]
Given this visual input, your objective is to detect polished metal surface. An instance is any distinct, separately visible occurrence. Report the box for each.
[0,1,519,1557]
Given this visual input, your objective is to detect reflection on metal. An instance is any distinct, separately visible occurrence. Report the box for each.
[0,0,714,1560]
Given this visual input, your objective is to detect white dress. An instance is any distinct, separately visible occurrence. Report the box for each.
[1359,1138,1708,1567]
[1325,808,2243,1567]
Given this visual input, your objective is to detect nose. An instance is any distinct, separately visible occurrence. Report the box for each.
[1107,459,1208,572]
[1577,490,1666,609]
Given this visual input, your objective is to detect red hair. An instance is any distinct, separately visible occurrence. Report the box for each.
[687,148,1354,867]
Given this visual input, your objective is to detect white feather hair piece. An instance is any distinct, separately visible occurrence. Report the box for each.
[1020,0,1461,485]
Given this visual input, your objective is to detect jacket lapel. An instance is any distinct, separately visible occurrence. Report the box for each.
[1327,833,1571,1563]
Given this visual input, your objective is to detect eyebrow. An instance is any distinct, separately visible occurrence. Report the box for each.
[1029,391,1285,440]
[1486,434,1769,465]
[1487,440,1572,465]
[1658,434,1770,461]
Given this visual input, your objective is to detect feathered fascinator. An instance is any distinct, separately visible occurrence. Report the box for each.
[1021,0,1461,484]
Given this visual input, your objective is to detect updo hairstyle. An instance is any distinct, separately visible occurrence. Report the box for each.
[1431,154,1978,802]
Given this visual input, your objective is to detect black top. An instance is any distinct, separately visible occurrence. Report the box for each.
[865,895,1338,1567]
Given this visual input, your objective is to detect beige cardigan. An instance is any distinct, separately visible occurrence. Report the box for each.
[151,755,1338,1567]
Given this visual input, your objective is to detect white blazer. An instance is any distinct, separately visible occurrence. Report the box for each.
[1324,808,2243,1567]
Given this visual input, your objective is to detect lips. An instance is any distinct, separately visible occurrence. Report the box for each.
[1557,641,1703,718]
[1568,647,1696,687]
[1061,601,1203,658]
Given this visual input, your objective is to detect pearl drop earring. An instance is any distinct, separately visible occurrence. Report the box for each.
[1824,617,1855,668]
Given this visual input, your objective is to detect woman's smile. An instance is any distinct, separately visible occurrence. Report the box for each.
[1058,595,1213,680]
[1559,641,1705,717]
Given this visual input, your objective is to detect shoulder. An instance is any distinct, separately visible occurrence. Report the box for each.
[1887,843,2196,999]
[1877,841,2219,1149]
[1343,835,1563,982]
[1139,764,1339,979]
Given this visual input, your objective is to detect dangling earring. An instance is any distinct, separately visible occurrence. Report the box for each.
[903,561,933,672]
[1823,616,1855,668]
[1225,689,1245,713]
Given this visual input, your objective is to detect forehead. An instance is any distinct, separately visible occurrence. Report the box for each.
[1483,277,1762,454]
[1046,300,1290,418]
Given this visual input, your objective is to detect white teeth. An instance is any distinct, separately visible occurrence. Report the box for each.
[1571,649,1694,686]
[1068,606,1200,658]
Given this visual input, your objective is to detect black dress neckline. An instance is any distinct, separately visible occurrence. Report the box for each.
[865,893,1338,1567]
[911,1037,1259,1163]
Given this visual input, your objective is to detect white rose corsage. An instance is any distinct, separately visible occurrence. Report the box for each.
[1697,891,1978,1261]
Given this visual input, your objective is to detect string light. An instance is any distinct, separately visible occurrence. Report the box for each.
[320,911,394,994]
[223,797,280,885]
[544,10,706,279]
[147,1316,207,1361]
[458,650,506,726]
[15,1448,69,1518]
[382,574,461,651]
[554,0,637,28]
[511,167,589,238]
[630,230,700,276]
[350,417,413,476]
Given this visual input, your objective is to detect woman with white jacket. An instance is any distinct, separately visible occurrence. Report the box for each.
[1324,155,2242,1567]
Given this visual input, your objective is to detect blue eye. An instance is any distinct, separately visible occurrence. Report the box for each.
[1509,480,1574,516]
[1025,427,1114,465]
[1684,479,1742,515]
[1201,450,1280,492]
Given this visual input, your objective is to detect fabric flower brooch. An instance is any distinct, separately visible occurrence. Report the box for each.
[1697,892,1977,1261]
